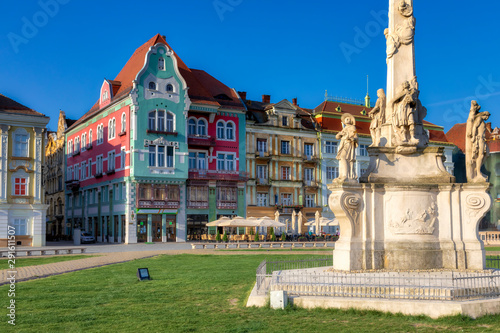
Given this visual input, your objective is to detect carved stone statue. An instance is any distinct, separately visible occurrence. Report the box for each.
[368,89,386,147]
[466,100,490,183]
[391,81,417,145]
[386,0,415,62]
[334,113,358,183]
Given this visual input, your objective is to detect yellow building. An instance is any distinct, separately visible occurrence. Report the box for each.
[243,95,321,232]
[0,94,49,247]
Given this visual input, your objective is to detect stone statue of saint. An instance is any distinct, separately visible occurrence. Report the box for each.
[466,100,490,183]
[391,81,418,145]
[334,113,358,183]
[368,89,386,147]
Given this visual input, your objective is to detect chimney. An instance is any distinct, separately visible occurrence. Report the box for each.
[262,95,271,104]
[238,91,247,100]
[487,122,493,133]
[292,98,298,106]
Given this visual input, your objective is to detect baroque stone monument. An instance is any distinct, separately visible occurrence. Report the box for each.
[329,0,492,271]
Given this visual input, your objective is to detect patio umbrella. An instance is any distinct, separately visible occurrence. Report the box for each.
[258,217,285,227]
[206,216,232,227]
[219,217,260,227]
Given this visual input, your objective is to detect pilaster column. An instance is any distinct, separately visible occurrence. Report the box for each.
[0,125,8,203]
[33,127,43,204]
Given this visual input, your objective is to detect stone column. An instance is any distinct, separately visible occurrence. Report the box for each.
[33,127,44,204]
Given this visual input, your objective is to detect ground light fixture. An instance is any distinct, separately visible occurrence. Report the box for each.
[137,268,151,281]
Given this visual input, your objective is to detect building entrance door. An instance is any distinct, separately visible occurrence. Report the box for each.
[152,215,162,242]
[137,215,147,242]
[166,216,176,242]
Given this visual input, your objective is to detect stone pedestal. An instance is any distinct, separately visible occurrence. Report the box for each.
[328,183,491,271]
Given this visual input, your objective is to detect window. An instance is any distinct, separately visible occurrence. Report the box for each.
[139,184,152,200]
[167,185,180,201]
[158,57,165,70]
[96,156,103,175]
[217,153,235,171]
[121,148,126,169]
[74,137,80,153]
[148,82,156,90]
[89,130,93,147]
[14,130,29,157]
[281,166,291,180]
[217,121,225,139]
[74,164,79,181]
[282,116,288,127]
[281,193,292,206]
[359,144,368,157]
[12,219,27,235]
[108,118,116,139]
[157,111,165,132]
[88,158,92,177]
[81,133,87,151]
[226,122,234,140]
[121,113,126,133]
[166,113,174,132]
[14,177,28,196]
[325,141,338,154]
[304,143,314,158]
[326,166,339,180]
[304,168,314,181]
[148,112,156,131]
[148,110,174,132]
[257,165,268,180]
[197,119,206,136]
[67,167,72,181]
[188,119,196,135]
[149,145,174,168]
[305,194,315,208]
[102,90,109,102]
[188,186,208,205]
[108,151,115,172]
[97,124,104,144]
[189,152,196,169]
[81,161,86,179]
[281,141,290,154]
[122,183,127,200]
[166,84,174,92]
[257,193,268,207]
[67,140,73,155]
[218,187,237,204]
[257,139,267,153]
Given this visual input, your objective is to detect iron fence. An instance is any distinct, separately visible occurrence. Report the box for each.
[486,255,500,270]
[256,256,500,301]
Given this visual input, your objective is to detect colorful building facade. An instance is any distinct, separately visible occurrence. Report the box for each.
[0,94,49,247]
[65,34,247,243]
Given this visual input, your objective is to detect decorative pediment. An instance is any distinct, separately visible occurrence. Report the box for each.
[273,99,298,113]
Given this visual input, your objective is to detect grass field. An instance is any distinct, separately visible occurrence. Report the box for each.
[486,247,500,252]
[0,255,97,269]
[1,254,500,332]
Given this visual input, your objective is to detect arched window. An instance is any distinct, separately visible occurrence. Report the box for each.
[89,130,93,147]
[75,137,80,152]
[112,118,116,138]
[82,133,87,150]
[197,119,207,136]
[166,84,174,92]
[13,128,29,157]
[121,113,126,133]
[148,82,156,90]
[148,111,156,131]
[157,111,165,132]
[217,121,225,139]
[166,112,174,132]
[188,119,196,135]
[158,57,165,70]
[108,119,116,139]
[226,122,234,140]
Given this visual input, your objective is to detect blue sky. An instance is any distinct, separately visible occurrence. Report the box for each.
[0,0,499,132]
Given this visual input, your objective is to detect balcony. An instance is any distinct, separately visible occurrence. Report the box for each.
[303,180,319,188]
[217,202,238,210]
[255,151,271,160]
[86,144,92,150]
[303,155,319,163]
[188,135,216,147]
[187,201,209,209]
[189,169,249,182]
[137,200,179,209]
[65,180,80,192]
[94,172,103,179]
[72,151,80,157]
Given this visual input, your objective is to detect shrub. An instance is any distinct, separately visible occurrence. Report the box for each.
[270,228,276,242]
[222,232,228,242]
[254,231,259,242]
[281,233,286,242]
[216,230,221,242]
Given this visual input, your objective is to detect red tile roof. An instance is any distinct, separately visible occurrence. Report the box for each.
[0,94,46,117]
[447,122,500,153]
[69,34,244,130]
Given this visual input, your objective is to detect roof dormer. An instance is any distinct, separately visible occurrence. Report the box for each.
[99,79,113,109]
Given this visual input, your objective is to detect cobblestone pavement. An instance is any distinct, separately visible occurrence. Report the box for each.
[0,245,332,285]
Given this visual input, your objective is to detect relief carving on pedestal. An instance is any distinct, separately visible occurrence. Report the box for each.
[340,192,363,227]
[390,203,437,235]
[464,193,487,222]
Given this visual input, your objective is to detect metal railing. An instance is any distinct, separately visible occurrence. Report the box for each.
[256,257,332,294]
[256,257,500,301]
[487,255,500,269]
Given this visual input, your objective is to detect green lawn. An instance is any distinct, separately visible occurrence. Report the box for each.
[218,248,334,252]
[0,255,97,269]
[1,254,499,332]
[486,247,500,252]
